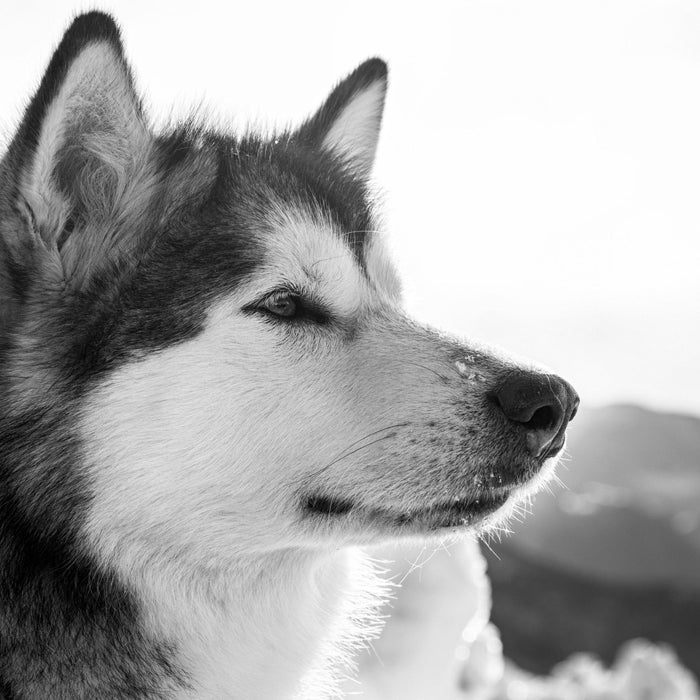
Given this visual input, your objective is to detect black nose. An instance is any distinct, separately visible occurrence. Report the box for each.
[492,372,579,458]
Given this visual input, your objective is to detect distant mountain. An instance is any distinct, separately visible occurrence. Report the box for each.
[483,541,700,680]
[560,404,700,499]
[505,404,700,586]
[510,498,700,586]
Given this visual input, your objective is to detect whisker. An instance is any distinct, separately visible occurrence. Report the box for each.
[318,434,398,474]
[480,535,501,561]
[552,473,568,489]
[404,361,451,384]
[301,423,409,484]
[336,423,409,458]
[399,545,431,585]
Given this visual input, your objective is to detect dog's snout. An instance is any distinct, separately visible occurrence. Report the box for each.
[492,372,579,457]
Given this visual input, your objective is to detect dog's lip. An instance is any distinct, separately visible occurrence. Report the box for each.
[304,489,512,529]
[388,490,511,529]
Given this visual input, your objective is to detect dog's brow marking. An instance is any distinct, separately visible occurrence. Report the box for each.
[263,204,366,318]
[308,253,352,270]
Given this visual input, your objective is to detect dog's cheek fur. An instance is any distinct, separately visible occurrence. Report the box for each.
[81,311,297,566]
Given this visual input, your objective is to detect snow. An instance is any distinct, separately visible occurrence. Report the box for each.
[344,538,489,699]
[346,539,699,700]
[494,641,700,700]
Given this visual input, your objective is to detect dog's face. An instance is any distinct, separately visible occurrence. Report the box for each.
[0,15,577,571]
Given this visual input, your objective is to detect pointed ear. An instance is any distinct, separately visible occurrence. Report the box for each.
[295,58,388,179]
[3,12,152,286]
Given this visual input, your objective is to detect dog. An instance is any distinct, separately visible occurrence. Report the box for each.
[0,11,579,699]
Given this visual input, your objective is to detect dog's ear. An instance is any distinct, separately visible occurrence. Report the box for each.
[1,12,153,291]
[295,58,388,179]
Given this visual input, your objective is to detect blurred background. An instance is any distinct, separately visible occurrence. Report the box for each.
[2,2,698,697]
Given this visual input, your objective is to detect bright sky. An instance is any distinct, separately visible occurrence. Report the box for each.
[2,1,699,416]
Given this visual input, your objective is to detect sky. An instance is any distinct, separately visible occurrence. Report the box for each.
[1,0,699,416]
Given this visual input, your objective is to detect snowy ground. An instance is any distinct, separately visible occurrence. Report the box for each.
[344,539,699,700]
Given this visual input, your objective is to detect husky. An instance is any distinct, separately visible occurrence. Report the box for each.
[0,11,579,700]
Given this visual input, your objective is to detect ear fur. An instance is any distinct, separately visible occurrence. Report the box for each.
[2,12,153,288]
[296,58,388,179]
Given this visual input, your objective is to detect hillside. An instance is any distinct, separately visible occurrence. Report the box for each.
[484,542,700,679]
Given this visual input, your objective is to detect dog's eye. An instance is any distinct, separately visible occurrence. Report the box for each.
[260,291,299,318]
[248,289,329,325]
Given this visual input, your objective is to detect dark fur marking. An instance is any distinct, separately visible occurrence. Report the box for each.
[306,495,355,516]
[0,677,16,700]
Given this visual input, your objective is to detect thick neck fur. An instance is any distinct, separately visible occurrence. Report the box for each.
[121,547,381,699]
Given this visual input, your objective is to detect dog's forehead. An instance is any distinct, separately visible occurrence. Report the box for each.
[256,202,366,314]
[250,194,402,312]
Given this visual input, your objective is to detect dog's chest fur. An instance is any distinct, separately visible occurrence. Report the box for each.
[135,550,368,699]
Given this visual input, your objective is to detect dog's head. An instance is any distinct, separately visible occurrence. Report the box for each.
[0,13,577,570]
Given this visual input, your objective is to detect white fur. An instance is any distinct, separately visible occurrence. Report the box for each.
[130,549,381,700]
[322,81,385,176]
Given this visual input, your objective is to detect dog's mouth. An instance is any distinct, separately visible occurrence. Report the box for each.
[302,444,568,533]
[390,491,511,529]
[305,490,511,531]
